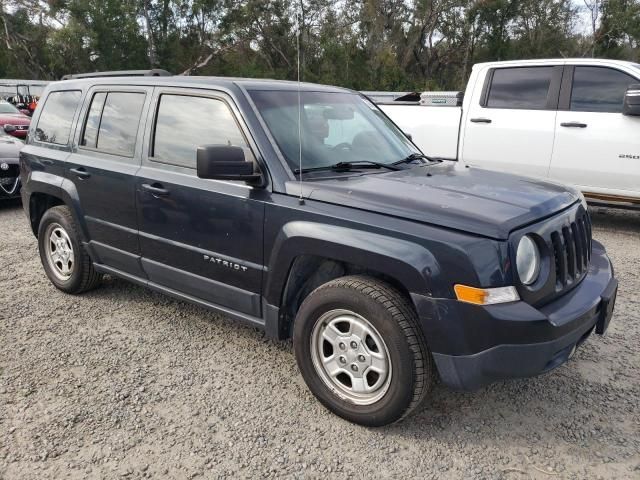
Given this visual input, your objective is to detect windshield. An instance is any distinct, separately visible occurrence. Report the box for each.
[0,101,19,114]
[249,90,419,173]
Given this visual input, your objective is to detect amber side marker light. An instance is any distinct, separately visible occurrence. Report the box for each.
[454,284,520,305]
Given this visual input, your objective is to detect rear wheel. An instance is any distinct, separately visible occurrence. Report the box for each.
[38,206,102,293]
[293,275,434,426]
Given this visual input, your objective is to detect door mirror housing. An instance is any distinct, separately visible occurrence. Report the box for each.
[196,145,261,183]
[623,84,640,116]
[3,124,16,133]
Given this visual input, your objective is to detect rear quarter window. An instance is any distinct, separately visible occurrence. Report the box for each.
[34,90,82,145]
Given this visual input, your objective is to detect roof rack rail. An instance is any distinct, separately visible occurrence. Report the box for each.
[61,69,172,80]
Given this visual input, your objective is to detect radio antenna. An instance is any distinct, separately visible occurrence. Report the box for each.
[296,7,304,205]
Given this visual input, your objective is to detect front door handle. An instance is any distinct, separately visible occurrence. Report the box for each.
[560,122,588,128]
[69,167,91,179]
[141,183,170,197]
[470,118,492,124]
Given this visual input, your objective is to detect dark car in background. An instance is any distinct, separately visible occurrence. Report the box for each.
[0,101,31,139]
[0,126,23,199]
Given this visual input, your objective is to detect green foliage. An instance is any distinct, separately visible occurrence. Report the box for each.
[0,0,639,89]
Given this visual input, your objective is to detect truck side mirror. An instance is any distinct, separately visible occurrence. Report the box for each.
[623,84,640,117]
[196,145,261,183]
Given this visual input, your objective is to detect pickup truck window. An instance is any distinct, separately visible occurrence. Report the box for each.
[487,67,554,110]
[34,90,81,145]
[249,90,417,172]
[570,66,637,113]
[152,94,253,169]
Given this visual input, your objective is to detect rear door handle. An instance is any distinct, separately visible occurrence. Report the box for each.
[141,183,170,197]
[69,167,91,179]
[560,122,588,128]
[470,118,492,124]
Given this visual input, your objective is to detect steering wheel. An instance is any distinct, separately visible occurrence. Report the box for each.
[332,142,352,151]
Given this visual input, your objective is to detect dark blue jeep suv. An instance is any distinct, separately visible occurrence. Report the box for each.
[20,72,617,426]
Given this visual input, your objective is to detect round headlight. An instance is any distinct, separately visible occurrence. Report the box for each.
[516,235,541,285]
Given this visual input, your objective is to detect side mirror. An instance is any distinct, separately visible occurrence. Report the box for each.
[3,124,16,133]
[623,84,640,116]
[404,132,413,141]
[196,145,261,183]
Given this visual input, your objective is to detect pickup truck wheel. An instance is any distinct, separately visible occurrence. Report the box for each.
[293,275,433,426]
[38,206,102,294]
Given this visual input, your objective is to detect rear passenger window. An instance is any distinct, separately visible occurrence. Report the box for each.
[487,67,554,110]
[570,67,636,113]
[34,90,81,145]
[81,92,145,156]
[152,94,253,168]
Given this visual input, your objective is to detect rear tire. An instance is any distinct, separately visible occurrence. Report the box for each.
[38,205,102,294]
[293,275,434,426]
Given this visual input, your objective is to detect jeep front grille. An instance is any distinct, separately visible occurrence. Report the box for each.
[550,212,592,289]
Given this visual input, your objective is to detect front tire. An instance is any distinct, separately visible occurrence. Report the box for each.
[293,275,434,426]
[38,206,102,294]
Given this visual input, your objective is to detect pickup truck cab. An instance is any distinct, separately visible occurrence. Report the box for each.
[20,72,617,426]
[373,58,640,209]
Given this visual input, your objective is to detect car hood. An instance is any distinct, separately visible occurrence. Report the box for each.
[0,114,30,125]
[286,162,579,239]
[0,135,23,162]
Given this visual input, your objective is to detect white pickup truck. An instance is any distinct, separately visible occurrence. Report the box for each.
[367,58,640,208]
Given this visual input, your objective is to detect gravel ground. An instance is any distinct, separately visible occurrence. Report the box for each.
[1,199,639,479]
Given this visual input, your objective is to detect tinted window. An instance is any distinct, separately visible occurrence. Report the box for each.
[570,67,636,113]
[95,92,145,156]
[487,67,553,109]
[152,95,252,168]
[34,90,81,144]
[81,92,106,148]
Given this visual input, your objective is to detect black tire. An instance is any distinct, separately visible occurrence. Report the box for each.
[293,275,434,426]
[38,205,102,294]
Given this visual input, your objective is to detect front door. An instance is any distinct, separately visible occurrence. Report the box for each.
[461,65,562,178]
[136,89,266,317]
[550,65,640,201]
[66,87,151,277]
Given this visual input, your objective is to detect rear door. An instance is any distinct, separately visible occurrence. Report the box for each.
[550,65,640,200]
[461,65,563,178]
[136,88,267,317]
[66,87,152,277]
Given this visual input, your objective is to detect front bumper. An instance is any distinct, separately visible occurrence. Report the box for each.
[412,240,616,391]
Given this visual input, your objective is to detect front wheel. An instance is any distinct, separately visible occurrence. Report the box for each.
[293,275,434,426]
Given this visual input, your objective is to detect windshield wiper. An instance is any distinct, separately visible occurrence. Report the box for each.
[295,160,400,174]
[393,152,439,166]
